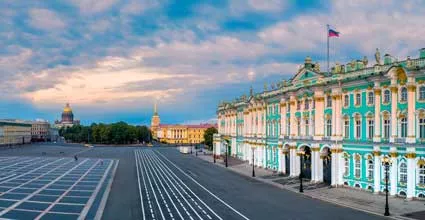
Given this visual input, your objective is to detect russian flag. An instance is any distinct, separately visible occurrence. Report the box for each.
[328,28,339,37]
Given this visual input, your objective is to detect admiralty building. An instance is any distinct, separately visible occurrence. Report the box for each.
[214,49,425,199]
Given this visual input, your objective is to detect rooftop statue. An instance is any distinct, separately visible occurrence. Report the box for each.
[334,62,341,73]
[363,56,368,66]
[375,48,381,65]
[313,62,320,72]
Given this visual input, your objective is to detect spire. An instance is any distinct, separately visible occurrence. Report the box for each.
[154,100,158,116]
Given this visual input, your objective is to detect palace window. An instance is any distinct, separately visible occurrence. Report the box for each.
[383,115,391,140]
[355,93,361,106]
[312,100,315,109]
[420,86,425,101]
[419,118,425,139]
[286,120,290,136]
[297,101,301,110]
[344,94,349,107]
[355,116,361,139]
[326,118,332,137]
[354,155,361,178]
[419,164,425,185]
[297,119,301,136]
[367,158,374,180]
[400,116,407,138]
[305,100,309,110]
[305,119,309,136]
[367,119,374,140]
[344,154,349,176]
[326,95,332,108]
[344,117,350,139]
[383,90,391,103]
[367,92,374,105]
[399,162,407,184]
[400,87,408,102]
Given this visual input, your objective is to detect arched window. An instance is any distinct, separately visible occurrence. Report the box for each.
[419,163,425,185]
[367,117,374,140]
[344,94,349,107]
[399,162,407,184]
[400,116,407,138]
[383,90,391,103]
[368,92,374,105]
[344,154,349,176]
[383,113,391,140]
[367,157,374,179]
[355,93,361,106]
[344,116,350,139]
[355,115,361,139]
[400,87,408,102]
[420,87,425,100]
[325,116,332,137]
[354,154,361,178]
[326,95,332,108]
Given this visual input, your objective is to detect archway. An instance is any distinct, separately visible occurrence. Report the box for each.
[300,145,312,179]
[321,147,332,185]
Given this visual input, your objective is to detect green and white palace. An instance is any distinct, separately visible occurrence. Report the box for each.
[214,48,425,199]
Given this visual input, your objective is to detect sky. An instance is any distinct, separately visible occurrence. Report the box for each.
[1,0,425,125]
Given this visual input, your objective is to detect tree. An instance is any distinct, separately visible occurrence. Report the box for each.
[203,127,218,150]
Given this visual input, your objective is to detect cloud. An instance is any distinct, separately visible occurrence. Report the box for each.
[120,0,160,15]
[247,0,286,12]
[69,0,119,14]
[28,9,66,31]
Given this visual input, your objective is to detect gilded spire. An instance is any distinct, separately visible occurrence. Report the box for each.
[154,100,158,116]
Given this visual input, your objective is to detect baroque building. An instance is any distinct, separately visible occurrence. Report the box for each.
[215,48,425,199]
[54,103,80,128]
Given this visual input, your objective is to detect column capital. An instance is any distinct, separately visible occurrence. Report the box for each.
[405,152,416,159]
[390,85,398,92]
[390,152,398,158]
[374,87,382,95]
[373,151,381,156]
[407,83,416,92]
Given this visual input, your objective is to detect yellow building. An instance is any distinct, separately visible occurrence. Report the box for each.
[150,104,216,144]
[0,120,32,145]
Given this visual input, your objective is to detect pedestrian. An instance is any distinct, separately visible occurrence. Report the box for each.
[74,155,78,161]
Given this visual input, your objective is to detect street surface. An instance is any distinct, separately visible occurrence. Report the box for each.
[0,144,387,220]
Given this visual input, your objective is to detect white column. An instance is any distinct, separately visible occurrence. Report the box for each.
[331,147,337,186]
[390,152,398,196]
[374,86,381,142]
[289,146,296,176]
[373,150,381,193]
[390,85,398,142]
[278,147,283,172]
[318,155,324,182]
[311,148,318,182]
[407,82,416,143]
[406,150,416,199]
[282,151,287,174]
[262,146,267,168]
[295,152,301,176]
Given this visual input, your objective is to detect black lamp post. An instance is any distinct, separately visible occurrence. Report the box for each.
[299,151,304,193]
[252,147,255,177]
[225,142,228,168]
[383,157,391,216]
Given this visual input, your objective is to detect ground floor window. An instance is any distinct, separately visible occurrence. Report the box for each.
[344,155,349,176]
[354,155,361,178]
[367,159,373,180]
[419,118,425,139]
[399,162,407,184]
[419,164,425,185]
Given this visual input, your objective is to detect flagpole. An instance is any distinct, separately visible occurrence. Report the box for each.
[327,24,330,75]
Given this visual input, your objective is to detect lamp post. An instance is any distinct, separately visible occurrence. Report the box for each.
[225,142,228,168]
[383,157,391,216]
[299,151,305,193]
[252,147,255,177]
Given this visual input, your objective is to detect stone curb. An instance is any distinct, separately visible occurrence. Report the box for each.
[195,154,416,220]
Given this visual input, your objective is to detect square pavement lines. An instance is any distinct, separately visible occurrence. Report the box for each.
[0,156,119,219]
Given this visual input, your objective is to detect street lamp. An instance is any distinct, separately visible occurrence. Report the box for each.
[382,157,392,216]
[299,151,305,193]
[252,147,255,177]
[225,142,228,168]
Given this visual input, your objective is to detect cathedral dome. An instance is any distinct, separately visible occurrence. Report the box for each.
[63,103,73,113]
[61,103,74,123]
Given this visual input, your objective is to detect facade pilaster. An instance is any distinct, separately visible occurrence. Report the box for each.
[406,149,416,199]
[334,92,342,139]
[390,84,398,142]
[281,150,287,175]
[390,150,398,196]
[278,146,283,173]
[289,145,296,176]
[289,95,297,138]
[407,80,416,143]
[311,146,320,182]
[373,147,381,193]
[314,90,324,140]
[280,100,287,138]
[373,84,382,142]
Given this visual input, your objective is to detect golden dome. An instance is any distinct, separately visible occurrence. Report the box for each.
[63,103,73,113]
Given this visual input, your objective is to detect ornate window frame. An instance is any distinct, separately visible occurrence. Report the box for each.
[418,86,425,102]
[355,92,362,107]
[354,153,362,179]
[399,86,408,103]
[367,91,374,106]
[383,89,391,105]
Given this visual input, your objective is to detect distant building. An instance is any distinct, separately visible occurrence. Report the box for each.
[54,103,80,128]
[0,120,31,146]
[49,128,59,142]
[150,103,217,144]
[30,120,50,142]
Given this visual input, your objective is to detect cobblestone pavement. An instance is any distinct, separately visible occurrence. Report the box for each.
[197,154,425,220]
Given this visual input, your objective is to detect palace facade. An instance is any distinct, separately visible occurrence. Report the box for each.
[215,48,425,199]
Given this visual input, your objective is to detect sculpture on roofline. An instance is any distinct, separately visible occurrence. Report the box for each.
[313,62,320,72]
[363,56,368,66]
[375,48,381,65]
